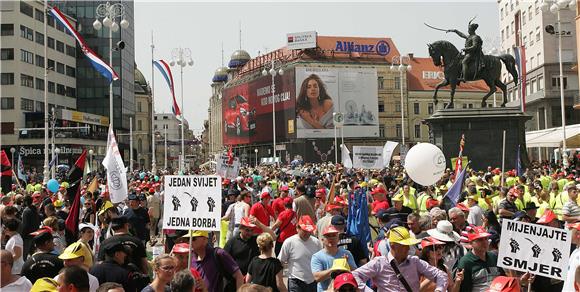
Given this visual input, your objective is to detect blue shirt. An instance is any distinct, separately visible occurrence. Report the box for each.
[311,248,357,292]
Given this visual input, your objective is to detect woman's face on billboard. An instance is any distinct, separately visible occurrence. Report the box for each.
[307,79,320,99]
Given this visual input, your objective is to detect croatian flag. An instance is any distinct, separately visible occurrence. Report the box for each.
[153,60,181,118]
[513,46,526,111]
[49,7,119,83]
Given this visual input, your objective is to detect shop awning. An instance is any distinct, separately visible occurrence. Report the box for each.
[526,124,580,148]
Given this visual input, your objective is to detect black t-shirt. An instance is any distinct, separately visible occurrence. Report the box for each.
[21,251,64,283]
[90,261,134,292]
[123,207,150,241]
[339,234,368,265]
[223,234,259,275]
[97,234,147,271]
[247,257,283,292]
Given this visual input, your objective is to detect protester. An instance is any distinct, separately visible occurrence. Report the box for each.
[56,241,100,292]
[246,232,287,292]
[21,226,64,283]
[142,254,176,292]
[96,282,125,292]
[311,225,357,292]
[2,218,24,274]
[169,269,197,292]
[123,192,151,245]
[97,216,149,274]
[223,217,261,279]
[56,265,91,292]
[21,194,41,259]
[0,250,33,291]
[271,196,297,255]
[250,191,275,233]
[90,240,139,292]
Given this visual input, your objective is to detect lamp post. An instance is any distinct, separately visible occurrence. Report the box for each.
[541,0,576,167]
[52,147,60,179]
[89,149,94,172]
[42,0,49,183]
[93,1,129,131]
[262,59,284,166]
[254,148,258,167]
[170,47,194,174]
[390,55,412,146]
[164,125,168,170]
[10,147,15,169]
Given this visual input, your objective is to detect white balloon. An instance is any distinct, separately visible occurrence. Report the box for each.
[404,143,446,186]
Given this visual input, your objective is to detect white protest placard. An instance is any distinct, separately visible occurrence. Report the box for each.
[215,153,240,179]
[498,219,571,280]
[352,146,384,169]
[162,175,222,231]
[381,141,398,168]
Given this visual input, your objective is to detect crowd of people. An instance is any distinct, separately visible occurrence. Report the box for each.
[1,156,580,292]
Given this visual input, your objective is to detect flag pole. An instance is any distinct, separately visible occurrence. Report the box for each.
[151,30,156,173]
[501,130,506,188]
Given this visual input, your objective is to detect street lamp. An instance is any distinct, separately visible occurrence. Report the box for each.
[262,59,284,166]
[254,148,258,167]
[541,0,575,167]
[52,147,60,179]
[88,149,94,173]
[10,147,15,169]
[170,47,194,174]
[93,1,129,131]
[390,55,412,146]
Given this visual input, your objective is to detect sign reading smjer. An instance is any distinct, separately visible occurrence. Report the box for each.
[498,219,571,280]
[162,176,222,231]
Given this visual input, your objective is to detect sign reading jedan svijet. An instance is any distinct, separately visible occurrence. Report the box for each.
[162,176,221,231]
[498,219,571,280]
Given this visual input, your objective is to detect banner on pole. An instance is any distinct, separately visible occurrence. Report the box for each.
[498,219,571,280]
[381,141,398,168]
[162,175,222,231]
[215,154,240,179]
[102,125,128,203]
[352,146,384,169]
[451,156,469,171]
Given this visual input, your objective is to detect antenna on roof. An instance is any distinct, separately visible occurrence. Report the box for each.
[221,42,224,67]
[239,20,242,50]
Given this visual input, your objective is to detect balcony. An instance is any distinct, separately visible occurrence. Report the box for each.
[19,128,108,140]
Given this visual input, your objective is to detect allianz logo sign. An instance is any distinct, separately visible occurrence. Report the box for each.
[334,40,391,56]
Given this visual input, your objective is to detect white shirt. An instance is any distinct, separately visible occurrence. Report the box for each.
[278,234,322,284]
[6,234,24,274]
[563,247,580,292]
[468,205,484,226]
[1,276,32,291]
[55,271,100,292]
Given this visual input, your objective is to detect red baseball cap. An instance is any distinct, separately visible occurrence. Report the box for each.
[421,236,445,249]
[315,188,326,197]
[465,226,491,242]
[325,204,342,212]
[239,217,257,228]
[426,198,439,210]
[171,243,190,254]
[537,209,557,224]
[456,203,469,212]
[279,185,289,191]
[298,215,316,233]
[371,187,386,195]
[260,192,271,199]
[322,225,340,236]
[333,272,358,290]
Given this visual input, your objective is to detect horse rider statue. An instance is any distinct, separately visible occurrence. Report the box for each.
[447,18,484,82]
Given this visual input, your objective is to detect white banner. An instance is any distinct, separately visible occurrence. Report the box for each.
[162,175,222,231]
[215,154,240,179]
[352,146,384,169]
[341,144,353,169]
[382,141,398,168]
[498,219,571,280]
[102,125,128,203]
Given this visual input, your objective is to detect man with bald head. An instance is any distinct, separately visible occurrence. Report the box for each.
[0,250,32,291]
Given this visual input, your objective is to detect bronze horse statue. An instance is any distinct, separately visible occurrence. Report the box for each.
[427,40,519,108]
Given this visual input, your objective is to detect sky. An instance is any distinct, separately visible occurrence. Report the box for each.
[133,1,500,136]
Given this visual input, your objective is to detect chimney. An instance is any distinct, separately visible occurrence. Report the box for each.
[408,53,414,60]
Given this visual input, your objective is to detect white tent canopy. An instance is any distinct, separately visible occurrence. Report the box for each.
[526,124,580,148]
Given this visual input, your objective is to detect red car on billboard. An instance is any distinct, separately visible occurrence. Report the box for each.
[224,94,256,136]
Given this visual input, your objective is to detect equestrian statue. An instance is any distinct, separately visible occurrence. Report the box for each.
[426,17,519,108]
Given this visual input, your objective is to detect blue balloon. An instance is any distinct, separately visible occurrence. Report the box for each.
[47,179,59,193]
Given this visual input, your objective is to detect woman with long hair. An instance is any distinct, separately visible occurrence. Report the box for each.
[296,74,334,129]
[142,254,176,292]
[419,237,460,292]
[482,209,501,235]
[2,218,24,275]
[246,233,287,292]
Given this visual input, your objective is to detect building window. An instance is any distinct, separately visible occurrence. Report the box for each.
[534,1,539,14]
[35,55,44,67]
[35,101,44,112]
[529,32,534,46]
[414,124,421,138]
[468,103,474,109]
[48,81,55,93]
[538,75,544,90]
[55,21,65,32]
[20,1,33,17]
[137,102,142,112]
[1,48,14,60]
[20,25,33,41]
[35,31,44,45]
[378,102,384,112]
[379,125,385,138]
[36,78,44,91]
[65,87,75,98]
[47,37,54,49]
[1,73,14,85]
[552,76,568,89]
[66,45,75,57]
[66,66,75,77]
[56,40,64,53]
[56,62,65,74]
[138,120,143,131]
[428,103,434,114]
[501,29,504,41]
[47,13,54,27]
[500,8,504,20]
[48,59,55,70]
[21,74,33,88]
[511,21,515,34]
[394,76,401,89]
[378,76,384,89]
[396,124,402,138]
[21,98,33,111]
[536,31,540,42]
[20,49,33,64]
[1,97,14,109]
[522,12,526,25]
[1,24,14,36]
[35,8,44,22]
[1,122,15,135]
[413,103,420,114]
[530,56,535,68]
[395,102,401,112]
[57,84,66,95]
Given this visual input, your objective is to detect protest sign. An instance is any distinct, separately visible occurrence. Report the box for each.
[381,141,398,168]
[498,219,571,280]
[352,146,384,169]
[162,175,222,231]
[215,153,240,179]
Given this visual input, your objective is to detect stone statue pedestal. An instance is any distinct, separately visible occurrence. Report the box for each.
[424,107,532,170]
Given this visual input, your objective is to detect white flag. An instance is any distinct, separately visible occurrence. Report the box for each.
[341,144,353,169]
[102,125,128,203]
[382,141,399,168]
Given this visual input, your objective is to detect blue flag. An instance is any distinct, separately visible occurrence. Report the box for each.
[347,187,370,258]
[516,145,524,177]
[442,166,468,211]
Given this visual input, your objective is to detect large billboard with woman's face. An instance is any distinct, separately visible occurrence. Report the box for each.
[295,66,379,138]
